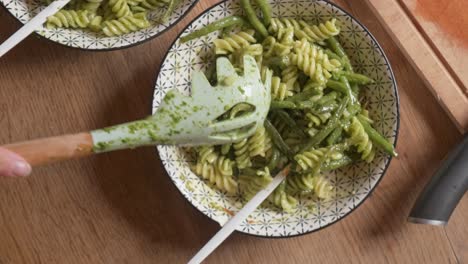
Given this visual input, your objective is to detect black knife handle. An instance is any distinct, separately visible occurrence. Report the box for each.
[408,134,468,226]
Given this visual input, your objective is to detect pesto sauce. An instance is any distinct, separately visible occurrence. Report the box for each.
[94,140,115,152]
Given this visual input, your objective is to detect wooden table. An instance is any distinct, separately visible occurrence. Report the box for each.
[0,0,466,263]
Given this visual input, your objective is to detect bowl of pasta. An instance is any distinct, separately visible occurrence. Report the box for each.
[154,0,399,237]
[0,0,198,50]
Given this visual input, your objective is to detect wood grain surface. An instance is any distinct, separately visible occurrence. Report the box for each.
[400,0,468,90]
[0,0,466,263]
[364,0,468,133]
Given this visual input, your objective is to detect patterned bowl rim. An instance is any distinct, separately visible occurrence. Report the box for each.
[153,0,400,238]
[0,0,200,51]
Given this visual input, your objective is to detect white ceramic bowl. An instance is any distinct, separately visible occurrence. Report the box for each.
[154,0,400,237]
[1,0,198,50]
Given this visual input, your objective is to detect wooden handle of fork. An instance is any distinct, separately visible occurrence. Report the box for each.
[2,133,94,166]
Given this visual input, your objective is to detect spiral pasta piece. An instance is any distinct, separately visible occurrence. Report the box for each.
[239,167,272,200]
[268,18,301,34]
[127,0,144,5]
[277,27,295,45]
[194,162,238,194]
[268,182,298,212]
[198,146,218,164]
[290,51,326,86]
[271,76,292,101]
[287,173,315,193]
[194,147,238,194]
[298,18,340,43]
[312,175,333,200]
[46,10,92,29]
[294,146,343,171]
[294,39,341,72]
[346,116,375,163]
[215,155,235,176]
[101,12,150,37]
[139,0,170,10]
[262,36,276,57]
[248,126,272,158]
[281,65,299,89]
[306,112,331,127]
[233,138,252,169]
[269,18,340,44]
[108,0,131,18]
[214,30,257,55]
[88,15,103,31]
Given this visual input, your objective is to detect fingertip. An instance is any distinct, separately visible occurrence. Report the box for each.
[0,148,31,177]
[12,161,32,177]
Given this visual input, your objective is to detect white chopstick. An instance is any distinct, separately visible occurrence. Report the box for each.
[0,0,70,58]
[188,165,291,264]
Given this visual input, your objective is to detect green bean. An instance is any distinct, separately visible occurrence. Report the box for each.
[240,0,268,37]
[357,116,398,157]
[271,100,297,109]
[340,76,358,106]
[265,119,294,158]
[324,49,343,62]
[181,16,247,43]
[315,102,338,114]
[221,24,236,38]
[263,56,290,68]
[303,81,324,92]
[316,91,338,105]
[326,79,348,94]
[321,155,353,171]
[161,0,179,22]
[351,83,359,96]
[241,167,258,176]
[252,0,271,26]
[300,97,349,152]
[274,110,307,138]
[286,89,320,102]
[326,37,353,72]
[326,36,346,57]
[326,126,342,146]
[267,148,281,171]
[296,100,316,109]
[342,72,374,85]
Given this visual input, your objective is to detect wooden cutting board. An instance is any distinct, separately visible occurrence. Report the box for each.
[364,0,468,132]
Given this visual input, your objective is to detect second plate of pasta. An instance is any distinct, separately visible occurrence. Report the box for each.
[154,0,399,237]
[1,0,198,50]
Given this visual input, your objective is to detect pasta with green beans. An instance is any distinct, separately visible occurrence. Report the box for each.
[42,0,178,36]
[184,0,397,212]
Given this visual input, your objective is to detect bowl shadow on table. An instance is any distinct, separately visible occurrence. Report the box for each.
[362,58,461,243]
[90,65,220,251]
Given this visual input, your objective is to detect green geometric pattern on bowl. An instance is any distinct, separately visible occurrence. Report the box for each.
[153,0,400,237]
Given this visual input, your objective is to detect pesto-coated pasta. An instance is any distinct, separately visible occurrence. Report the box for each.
[101,12,150,37]
[46,10,92,29]
[184,0,396,212]
[346,116,375,163]
[43,0,177,36]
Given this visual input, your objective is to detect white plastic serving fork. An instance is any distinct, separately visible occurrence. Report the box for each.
[0,0,71,58]
[2,55,271,166]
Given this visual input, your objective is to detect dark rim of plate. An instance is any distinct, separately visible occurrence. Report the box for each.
[0,0,200,51]
[152,0,401,239]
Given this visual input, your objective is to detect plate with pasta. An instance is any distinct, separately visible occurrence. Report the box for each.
[0,0,198,50]
[154,0,399,237]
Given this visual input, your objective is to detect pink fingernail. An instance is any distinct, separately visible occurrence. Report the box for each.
[12,161,32,177]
